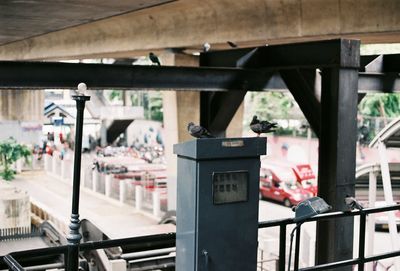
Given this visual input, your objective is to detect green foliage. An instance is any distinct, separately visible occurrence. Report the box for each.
[108,90,123,101]
[0,138,31,181]
[250,92,295,120]
[148,93,163,121]
[359,94,400,117]
[130,91,163,121]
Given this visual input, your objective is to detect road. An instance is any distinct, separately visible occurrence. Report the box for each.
[258,199,398,270]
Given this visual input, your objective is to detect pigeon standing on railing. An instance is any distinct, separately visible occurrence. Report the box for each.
[250,115,278,136]
[187,122,214,138]
[344,196,364,210]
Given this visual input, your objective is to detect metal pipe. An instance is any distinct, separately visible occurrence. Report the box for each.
[278,224,286,271]
[294,224,302,271]
[66,92,90,271]
[358,212,366,271]
[4,255,25,271]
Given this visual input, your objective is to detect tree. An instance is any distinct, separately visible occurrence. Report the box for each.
[359,93,400,118]
[0,138,31,181]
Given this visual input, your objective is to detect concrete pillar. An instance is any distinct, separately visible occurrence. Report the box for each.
[152,190,161,217]
[61,159,66,179]
[0,89,44,144]
[44,154,52,172]
[135,186,143,210]
[105,174,112,197]
[119,180,127,203]
[162,53,244,211]
[92,170,99,192]
[52,155,57,175]
[109,259,127,271]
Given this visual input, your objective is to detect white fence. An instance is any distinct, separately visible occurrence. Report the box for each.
[44,154,166,219]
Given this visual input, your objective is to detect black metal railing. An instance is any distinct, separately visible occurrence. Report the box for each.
[2,204,400,271]
[259,204,400,271]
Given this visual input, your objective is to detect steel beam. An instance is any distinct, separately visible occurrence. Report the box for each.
[360,54,400,73]
[201,39,360,70]
[0,60,398,93]
[200,91,247,137]
[0,60,274,91]
[358,72,400,92]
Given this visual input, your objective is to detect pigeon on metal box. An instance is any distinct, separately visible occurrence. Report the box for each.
[187,122,214,138]
[250,115,277,136]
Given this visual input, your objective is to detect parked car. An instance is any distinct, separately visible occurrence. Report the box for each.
[259,163,313,207]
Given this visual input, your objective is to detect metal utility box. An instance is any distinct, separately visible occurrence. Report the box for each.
[174,137,266,271]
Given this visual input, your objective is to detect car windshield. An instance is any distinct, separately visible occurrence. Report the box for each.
[284,181,301,190]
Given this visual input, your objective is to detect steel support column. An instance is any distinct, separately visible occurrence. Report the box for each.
[316,62,359,269]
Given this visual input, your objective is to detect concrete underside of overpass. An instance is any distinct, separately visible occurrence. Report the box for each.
[0,0,400,60]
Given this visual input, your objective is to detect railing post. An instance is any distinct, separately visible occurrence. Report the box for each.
[153,190,161,217]
[279,224,287,271]
[66,90,90,271]
[294,224,302,271]
[119,180,127,203]
[135,186,143,210]
[358,212,366,271]
[105,174,112,198]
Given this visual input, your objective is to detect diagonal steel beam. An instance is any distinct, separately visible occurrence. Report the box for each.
[280,69,321,137]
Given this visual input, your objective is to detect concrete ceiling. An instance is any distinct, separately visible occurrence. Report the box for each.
[0,0,174,46]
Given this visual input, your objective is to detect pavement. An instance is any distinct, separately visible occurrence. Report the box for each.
[5,171,173,240]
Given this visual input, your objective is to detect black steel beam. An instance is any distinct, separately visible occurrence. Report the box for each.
[358,72,400,92]
[316,66,359,270]
[280,69,321,137]
[0,60,273,91]
[201,39,360,70]
[360,54,400,73]
[1,61,399,93]
[383,54,400,72]
[200,91,247,137]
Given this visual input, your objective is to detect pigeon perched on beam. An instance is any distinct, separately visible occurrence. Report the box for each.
[149,52,161,66]
[187,122,214,138]
[203,42,211,52]
[250,115,277,136]
[227,41,238,48]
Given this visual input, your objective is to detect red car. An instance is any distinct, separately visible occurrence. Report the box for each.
[259,164,312,207]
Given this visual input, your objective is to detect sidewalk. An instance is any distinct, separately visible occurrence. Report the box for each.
[8,171,174,239]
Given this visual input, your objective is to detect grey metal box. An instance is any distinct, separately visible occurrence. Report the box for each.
[174,137,266,271]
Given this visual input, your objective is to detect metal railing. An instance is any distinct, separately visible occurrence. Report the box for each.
[259,204,400,271]
[2,204,400,271]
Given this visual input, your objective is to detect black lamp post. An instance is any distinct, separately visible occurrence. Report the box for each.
[66,84,90,271]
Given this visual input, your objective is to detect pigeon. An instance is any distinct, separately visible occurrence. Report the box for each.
[250,115,278,136]
[149,52,161,66]
[203,42,211,52]
[227,41,238,48]
[344,196,364,210]
[187,122,214,138]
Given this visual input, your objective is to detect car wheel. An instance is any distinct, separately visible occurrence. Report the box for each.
[283,198,292,207]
